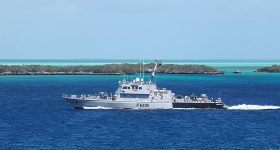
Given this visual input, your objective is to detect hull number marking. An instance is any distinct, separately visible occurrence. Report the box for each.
[140,104,150,108]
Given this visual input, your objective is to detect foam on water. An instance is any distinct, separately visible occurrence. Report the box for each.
[172,108,197,110]
[83,106,112,110]
[83,105,280,110]
[228,104,280,110]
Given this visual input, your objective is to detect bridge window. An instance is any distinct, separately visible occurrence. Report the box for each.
[123,86,128,89]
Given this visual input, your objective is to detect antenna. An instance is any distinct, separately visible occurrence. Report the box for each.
[139,55,141,79]
[142,56,145,82]
[139,51,144,80]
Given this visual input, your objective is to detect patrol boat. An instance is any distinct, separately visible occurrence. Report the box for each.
[63,60,225,109]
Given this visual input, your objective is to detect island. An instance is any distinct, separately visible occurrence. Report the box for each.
[0,64,223,75]
[257,65,280,73]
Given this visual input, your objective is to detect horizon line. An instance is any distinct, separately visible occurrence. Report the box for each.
[1,58,280,61]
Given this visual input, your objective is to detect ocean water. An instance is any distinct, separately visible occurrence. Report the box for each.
[0,73,280,149]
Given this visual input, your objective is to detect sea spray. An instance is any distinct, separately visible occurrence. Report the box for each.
[228,104,280,110]
[82,106,112,110]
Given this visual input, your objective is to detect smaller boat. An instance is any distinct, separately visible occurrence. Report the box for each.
[233,70,241,74]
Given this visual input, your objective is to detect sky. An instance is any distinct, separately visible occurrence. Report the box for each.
[0,0,280,60]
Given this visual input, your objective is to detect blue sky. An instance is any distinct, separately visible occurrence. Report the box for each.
[0,0,279,59]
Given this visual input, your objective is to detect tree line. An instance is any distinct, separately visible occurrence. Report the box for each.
[257,65,280,73]
[0,64,219,75]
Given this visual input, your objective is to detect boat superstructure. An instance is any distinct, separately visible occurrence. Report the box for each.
[63,60,225,109]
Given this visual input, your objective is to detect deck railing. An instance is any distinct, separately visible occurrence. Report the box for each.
[63,94,114,100]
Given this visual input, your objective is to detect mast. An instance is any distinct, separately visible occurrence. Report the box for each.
[142,56,145,81]
[139,56,142,79]
[150,59,160,83]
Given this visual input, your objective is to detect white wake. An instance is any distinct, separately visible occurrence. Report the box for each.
[172,108,197,110]
[83,106,112,110]
[227,104,280,110]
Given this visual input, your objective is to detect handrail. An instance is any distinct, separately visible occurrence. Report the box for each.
[63,94,115,100]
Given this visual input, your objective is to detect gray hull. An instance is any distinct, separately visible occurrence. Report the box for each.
[64,98,172,109]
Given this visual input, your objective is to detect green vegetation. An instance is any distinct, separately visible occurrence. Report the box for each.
[0,64,220,75]
[156,64,218,74]
[257,65,280,73]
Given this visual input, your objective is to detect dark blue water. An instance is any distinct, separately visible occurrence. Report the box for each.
[0,74,280,149]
